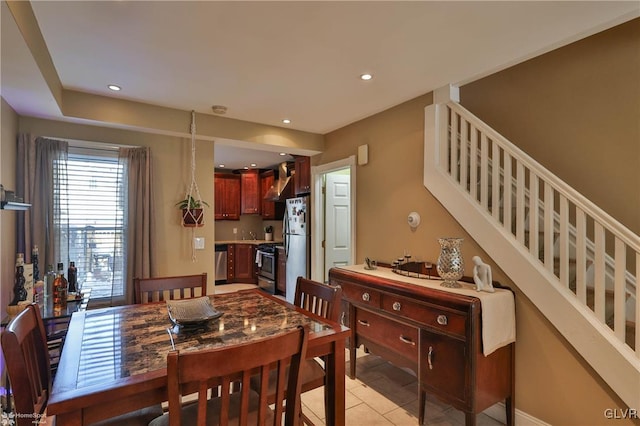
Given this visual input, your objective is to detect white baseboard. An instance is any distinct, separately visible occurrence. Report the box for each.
[484,402,551,426]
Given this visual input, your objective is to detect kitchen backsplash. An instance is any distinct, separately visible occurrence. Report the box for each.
[215,215,283,241]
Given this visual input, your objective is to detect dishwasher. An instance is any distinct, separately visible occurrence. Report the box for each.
[215,244,228,284]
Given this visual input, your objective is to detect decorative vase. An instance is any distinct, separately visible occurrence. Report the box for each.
[436,237,464,288]
[265,232,273,241]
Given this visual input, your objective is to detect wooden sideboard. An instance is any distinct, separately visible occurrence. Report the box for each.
[329,267,514,426]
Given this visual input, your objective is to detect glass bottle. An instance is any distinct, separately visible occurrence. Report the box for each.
[44,264,56,305]
[53,262,68,311]
[10,260,27,305]
[32,246,40,281]
[68,261,77,293]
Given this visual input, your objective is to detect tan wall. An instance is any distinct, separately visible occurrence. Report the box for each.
[1,98,19,319]
[16,117,217,293]
[460,18,640,235]
[315,22,638,425]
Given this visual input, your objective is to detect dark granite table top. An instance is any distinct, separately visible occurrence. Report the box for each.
[60,290,332,391]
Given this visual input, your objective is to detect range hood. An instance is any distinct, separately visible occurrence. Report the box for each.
[263,162,294,202]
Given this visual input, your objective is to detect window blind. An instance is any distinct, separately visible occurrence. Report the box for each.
[62,146,126,299]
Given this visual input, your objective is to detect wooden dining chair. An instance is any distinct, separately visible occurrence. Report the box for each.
[1,304,163,426]
[251,277,343,425]
[134,273,207,304]
[1,304,51,426]
[148,326,309,426]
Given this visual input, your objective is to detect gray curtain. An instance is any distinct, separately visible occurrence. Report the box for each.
[16,134,69,270]
[119,147,154,304]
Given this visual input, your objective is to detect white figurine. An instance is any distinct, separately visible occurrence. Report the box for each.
[472,256,495,293]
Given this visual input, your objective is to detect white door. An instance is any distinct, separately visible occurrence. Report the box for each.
[324,170,351,281]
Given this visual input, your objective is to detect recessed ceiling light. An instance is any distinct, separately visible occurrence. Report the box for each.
[243,166,249,170]
[360,74,373,81]
[282,119,291,124]
[279,152,287,156]
[107,84,121,91]
[219,164,225,168]
[250,163,257,167]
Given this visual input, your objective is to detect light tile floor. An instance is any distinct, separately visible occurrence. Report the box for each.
[214,284,504,426]
[300,346,504,426]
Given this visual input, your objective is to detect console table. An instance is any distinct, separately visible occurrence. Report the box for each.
[329,265,515,426]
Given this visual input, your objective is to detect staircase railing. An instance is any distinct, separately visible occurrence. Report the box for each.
[423,86,639,408]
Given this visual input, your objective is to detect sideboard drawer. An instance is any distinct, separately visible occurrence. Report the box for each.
[382,294,467,338]
[355,308,419,362]
[342,282,381,308]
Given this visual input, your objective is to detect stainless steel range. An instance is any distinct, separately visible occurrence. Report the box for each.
[256,243,277,294]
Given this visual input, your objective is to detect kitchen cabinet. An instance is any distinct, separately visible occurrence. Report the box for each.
[260,170,284,220]
[294,156,311,195]
[227,244,235,282]
[240,170,261,215]
[330,267,514,426]
[214,173,240,220]
[233,243,256,284]
[276,246,286,296]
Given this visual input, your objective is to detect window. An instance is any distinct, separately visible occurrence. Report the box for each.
[60,146,126,300]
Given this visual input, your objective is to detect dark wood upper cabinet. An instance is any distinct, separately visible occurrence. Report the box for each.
[240,170,261,215]
[214,173,240,220]
[294,156,311,195]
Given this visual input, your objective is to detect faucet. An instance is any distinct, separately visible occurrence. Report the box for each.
[249,231,257,240]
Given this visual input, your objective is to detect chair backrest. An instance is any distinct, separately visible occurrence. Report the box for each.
[1,304,51,426]
[167,326,309,426]
[134,273,207,304]
[294,277,343,321]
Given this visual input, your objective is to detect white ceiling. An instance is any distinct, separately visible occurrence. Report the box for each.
[2,1,638,169]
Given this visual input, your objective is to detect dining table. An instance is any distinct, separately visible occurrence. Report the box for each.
[47,289,350,426]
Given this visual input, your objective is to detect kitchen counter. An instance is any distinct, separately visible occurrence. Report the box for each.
[215,239,283,245]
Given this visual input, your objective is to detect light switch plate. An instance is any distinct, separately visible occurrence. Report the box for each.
[194,237,205,250]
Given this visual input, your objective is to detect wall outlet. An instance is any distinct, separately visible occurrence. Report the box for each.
[194,237,205,250]
[233,228,237,234]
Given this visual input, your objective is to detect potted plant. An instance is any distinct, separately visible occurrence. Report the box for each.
[176,196,210,227]
[264,225,274,241]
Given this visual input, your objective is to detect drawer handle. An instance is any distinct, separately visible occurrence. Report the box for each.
[399,335,415,346]
[436,314,448,326]
[361,292,370,302]
[428,346,434,370]
[357,319,370,327]
[392,302,401,311]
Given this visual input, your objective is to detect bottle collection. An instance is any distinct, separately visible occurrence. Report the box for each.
[7,246,82,313]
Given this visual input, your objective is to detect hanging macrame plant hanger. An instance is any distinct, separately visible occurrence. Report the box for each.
[181,110,205,228]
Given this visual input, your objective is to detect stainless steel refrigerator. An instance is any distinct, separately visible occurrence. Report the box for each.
[284,196,310,303]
